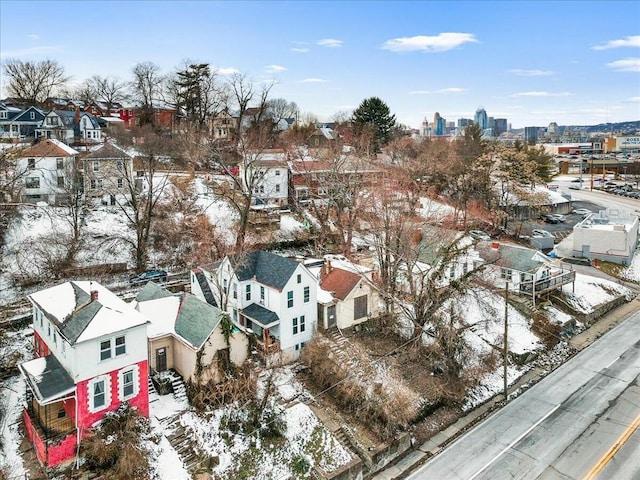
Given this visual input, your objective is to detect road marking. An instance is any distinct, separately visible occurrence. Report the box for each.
[468,404,561,480]
[582,412,640,480]
[604,355,620,369]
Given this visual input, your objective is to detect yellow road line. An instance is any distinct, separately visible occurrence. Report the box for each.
[583,412,640,480]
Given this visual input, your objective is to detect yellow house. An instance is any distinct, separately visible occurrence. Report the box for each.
[132,282,248,384]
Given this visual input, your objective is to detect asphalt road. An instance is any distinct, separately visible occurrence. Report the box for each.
[406,310,640,480]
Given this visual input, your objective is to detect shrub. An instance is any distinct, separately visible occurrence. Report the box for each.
[531,311,562,348]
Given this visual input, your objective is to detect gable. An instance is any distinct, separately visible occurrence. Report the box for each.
[174,294,223,350]
[12,106,45,122]
[19,139,78,158]
[320,268,361,301]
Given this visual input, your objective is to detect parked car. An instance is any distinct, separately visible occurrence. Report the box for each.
[568,185,581,190]
[540,214,560,224]
[572,208,592,216]
[129,269,168,285]
[531,229,554,238]
[549,214,566,222]
[469,230,491,241]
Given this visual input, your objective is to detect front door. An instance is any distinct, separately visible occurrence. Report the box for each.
[327,305,336,328]
[156,347,167,371]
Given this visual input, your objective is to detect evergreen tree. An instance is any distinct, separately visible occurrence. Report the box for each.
[351,97,396,152]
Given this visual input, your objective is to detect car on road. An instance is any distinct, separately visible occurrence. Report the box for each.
[531,229,554,238]
[568,185,581,190]
[571,208,592,216]
[549,214,566,222]
[469,230,491,241]
[540,214,560,224]
[129,269,168,285]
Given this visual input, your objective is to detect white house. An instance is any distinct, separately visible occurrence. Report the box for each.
[191,250,317,362]
[239,150,289,208]
[16,139,79,204]
[18,281,149,467]
[306,254,380,330]
[36,110,101,145]
[572,209,639,265]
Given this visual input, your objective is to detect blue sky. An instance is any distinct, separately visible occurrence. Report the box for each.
[1,0,639,129]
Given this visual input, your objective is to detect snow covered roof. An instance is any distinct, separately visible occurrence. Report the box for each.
[19,355,75,404]
[28,281,149,345]
[134,283,224,350]
[19,138,78,157]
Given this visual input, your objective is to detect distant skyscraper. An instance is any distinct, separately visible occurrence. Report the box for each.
[457,118,472,128]
[494,118,507,136]
[474,107,488,130]
[433,112,445,135]
[524,126,539,143]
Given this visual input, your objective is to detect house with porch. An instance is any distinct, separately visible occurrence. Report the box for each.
[306,254,380,330]
[36,109,102,145]
[0,105,46,140]
[476,241,576,306]
[16,139,79,204]
[132,282,249,385]
[18,281,149,467]
[191,250,317,362]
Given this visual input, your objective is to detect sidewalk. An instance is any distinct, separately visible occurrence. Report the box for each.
[372,294,640,480]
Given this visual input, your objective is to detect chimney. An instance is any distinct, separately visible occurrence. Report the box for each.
[90,290,99,302]
[75,106,80,127]
[491,242,500,250]
[324,260,332,276]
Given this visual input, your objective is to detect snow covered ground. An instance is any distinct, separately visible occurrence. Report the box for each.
[561,272,633,314]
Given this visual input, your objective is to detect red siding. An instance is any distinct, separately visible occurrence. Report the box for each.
[46,433,77,467]
[23,408,46,465]
[33,330,49,358]
[76,359,149,436]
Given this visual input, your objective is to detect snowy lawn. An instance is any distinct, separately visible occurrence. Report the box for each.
[561,272,633,314]
[0,376,27,479]
[621,248,640,282]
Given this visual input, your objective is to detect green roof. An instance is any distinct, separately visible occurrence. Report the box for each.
[174,294,224,350]
[136,282,174,302]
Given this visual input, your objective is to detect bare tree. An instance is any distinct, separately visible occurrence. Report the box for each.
[89,75,129,113]
[0,146,29,202]
[130,62,164,127]
[2,58,70,105]
[58,79,96,106]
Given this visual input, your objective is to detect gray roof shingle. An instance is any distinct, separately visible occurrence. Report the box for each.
[230,250,299,290]
[174,293,224,349]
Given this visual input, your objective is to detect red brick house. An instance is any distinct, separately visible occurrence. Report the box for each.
[18,281,149,467]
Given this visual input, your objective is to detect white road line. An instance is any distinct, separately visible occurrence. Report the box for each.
[468,404,561,480]
[604,355,620,369]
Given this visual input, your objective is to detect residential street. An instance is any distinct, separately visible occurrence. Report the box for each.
[405,308,640,480]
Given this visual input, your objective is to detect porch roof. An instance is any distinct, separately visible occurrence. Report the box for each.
[240,303,280,328]
[19,355,75,404]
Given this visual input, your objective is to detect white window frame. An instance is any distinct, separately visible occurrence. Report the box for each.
[88,375,111,413]
[119,364,139,400]
[100,339,112,361]
[115,335,126,356]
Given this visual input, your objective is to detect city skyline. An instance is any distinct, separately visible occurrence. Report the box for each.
[1,0,639,129]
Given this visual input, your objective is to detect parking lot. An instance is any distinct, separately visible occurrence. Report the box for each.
[519,200,603,241]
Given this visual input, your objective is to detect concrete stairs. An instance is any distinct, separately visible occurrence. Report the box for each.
[171,375,188,402]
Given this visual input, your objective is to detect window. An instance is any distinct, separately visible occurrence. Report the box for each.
[115,335,126,356]
[223,278,228,294]
[501,268,512,280]
[56,158,64,170]
[93,161,99,172]
[354,295,368,320]
[53,332,57,346]
[57,176,65,188]
[275,169,281,176]
[122,370,134,397]
[260,286,265,303]
[116,160,123,171]
[233,309,237,322]
[287,291,293,308]
[100,339,111,360]
[97,179,103,188]
[449,264,455,278]
[25,177,40,189]
[246,284,251,301]
[117,178,123,189]
[297,274,301,284]
[93,380,105,408]
[233,283,237,299]
[39,311,43,328]
[30,112,35,120]
[300,315,306,333]
[47,322,51,337]
[462,262,468,275]
[0,111,6,119]
[90,179,96,190]
[293,317,298,335]
[304,286,310,303]
[275,184,280,193]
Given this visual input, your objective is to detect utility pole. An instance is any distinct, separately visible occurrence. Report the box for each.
[503,281,509,403]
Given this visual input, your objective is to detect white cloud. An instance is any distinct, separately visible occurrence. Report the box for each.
[593,35,640,50]
[265,64,287,73]
[409,87,468,94]
[507,69,554,76]
[606,57,640,72]
[27,34,39,40]
[511,91,572,97]
[381,33,477,53]
[627,96,640,103]
[0,45,60,58]
[291,47,309,53]
[301,78,328,83]
[217,67,240,75]
[317,38,343,48]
